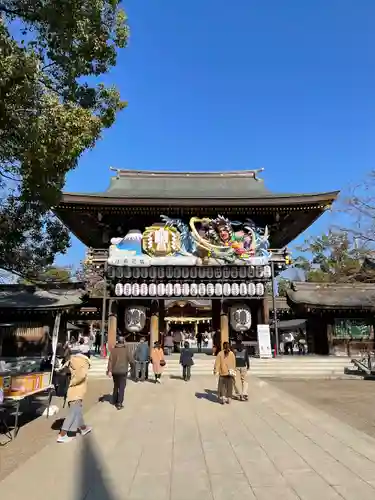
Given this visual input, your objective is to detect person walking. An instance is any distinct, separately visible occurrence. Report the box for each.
[214,342,236,405]
[180,341,194,381]
[134,337,149,382]
[151,341,165,383]
[107,336,133,410]
[57,349,92,443]
[196,331,203,353]
[94,332,101,355]
[164,332,174,355]
[232,338,250,401]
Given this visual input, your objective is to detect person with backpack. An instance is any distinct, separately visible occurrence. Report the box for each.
[232,337,250,401]
[179,341,194,381]
[134,337,149,382]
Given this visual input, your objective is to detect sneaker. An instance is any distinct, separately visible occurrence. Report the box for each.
[57,434,73,443]
[80,426,92,436]
[116,405,124,410]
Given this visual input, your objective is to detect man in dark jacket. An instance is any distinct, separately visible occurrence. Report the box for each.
[134,337,149,382]
[180,341,194,381]
[232,338,250,401]
[107,336,133,410]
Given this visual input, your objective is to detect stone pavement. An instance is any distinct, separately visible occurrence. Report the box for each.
[2,376,375,500]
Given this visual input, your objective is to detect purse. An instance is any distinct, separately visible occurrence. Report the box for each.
[228,368,236,377]
[160,359,166,367]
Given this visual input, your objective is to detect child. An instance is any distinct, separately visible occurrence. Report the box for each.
[180,341,194,381]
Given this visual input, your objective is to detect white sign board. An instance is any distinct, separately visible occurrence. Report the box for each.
[257,324,272,358]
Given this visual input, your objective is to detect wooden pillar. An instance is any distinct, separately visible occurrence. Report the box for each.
[262,298,270,325]
[220,301,229,348]
[159,299,165,340]
[150,300,159,348]
[108,300,118,351]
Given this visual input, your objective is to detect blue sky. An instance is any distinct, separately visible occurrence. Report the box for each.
[58,0,375,269]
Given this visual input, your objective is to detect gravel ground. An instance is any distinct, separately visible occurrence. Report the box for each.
[0,379,112,481]
[266,378,375,438]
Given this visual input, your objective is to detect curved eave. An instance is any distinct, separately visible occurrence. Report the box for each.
[58,191,339,208]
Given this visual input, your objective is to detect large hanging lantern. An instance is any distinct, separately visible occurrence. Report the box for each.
[190,283,198,296]
[230,267,238,279]
[239,267,247,279]
[207,267,214,279]
[231,283,239,296]
[174,267,182,279]
[247,266,255,278]
[182,268,189,279]
[165,283,173,296]
[173,283,182,296]
[132,283,140,296]
[149,267,157,279]
[125,306,146,332]
[255,266,264,278]
[140,268,148,279]
[230,304,252,332]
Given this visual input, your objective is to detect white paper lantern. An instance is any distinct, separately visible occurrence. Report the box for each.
[198,283,206,296]
[214,267,222,278]
[148,283,157,296]
[206,267,214,278]
[165,283,173,296]
[182,283,190,296]
[140,283,148,296]
[190,267,197,278]
[123,283,132,296]
[115,267,123,278]
[248,283,256,296]
[190,283,198,296]
[247,266,255,278]
[115,283,123,296]
[264,265,271,279]
[231,283,239,296]
[123,267,131,278]
[239,267,247,279]
[182,268,190,279]
[239,283,247,296]
[140,268,148,279]
[166,266,173,278]
[215,283,223,296]
[157,268,165,278]
[255,266,264,278]
[223,283,231,296]
[132,268,141,278]
[132,283,140,296]
[256,283,264,296]
[198,267,206,278]
[157,283,165,296]
[173,283,182,296]
[174,267,182,279]
[207,283,214,296]
[230,267,239,279]
[149,267,157,279]
[223,268,230,279]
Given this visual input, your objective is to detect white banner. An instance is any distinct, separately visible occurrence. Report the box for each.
[257,324,272,358]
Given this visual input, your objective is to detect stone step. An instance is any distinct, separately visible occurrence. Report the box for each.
[88,357,356,379]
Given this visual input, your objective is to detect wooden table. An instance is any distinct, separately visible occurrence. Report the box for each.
[1,385,54,440]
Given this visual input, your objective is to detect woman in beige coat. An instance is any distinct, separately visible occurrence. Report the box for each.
[57,351,92,443]
[151,342,165,383]
[214,342,236,404]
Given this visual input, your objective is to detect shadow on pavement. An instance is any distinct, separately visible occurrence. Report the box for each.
[195,389,218,403]
[80,435,117,500]
[98,394,113,404]
[169,375,184,380]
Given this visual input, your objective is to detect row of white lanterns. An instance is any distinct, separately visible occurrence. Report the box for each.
[114,282,265,297]
[109,265,271,280]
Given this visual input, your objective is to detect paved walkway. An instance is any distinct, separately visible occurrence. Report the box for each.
[2,376,375,500]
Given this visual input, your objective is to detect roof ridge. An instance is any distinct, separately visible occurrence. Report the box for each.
[109,167,265,180]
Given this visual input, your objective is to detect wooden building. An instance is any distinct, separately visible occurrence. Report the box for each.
[0,284,85,356]
[287,282,375,356]
[55,169,338,350]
